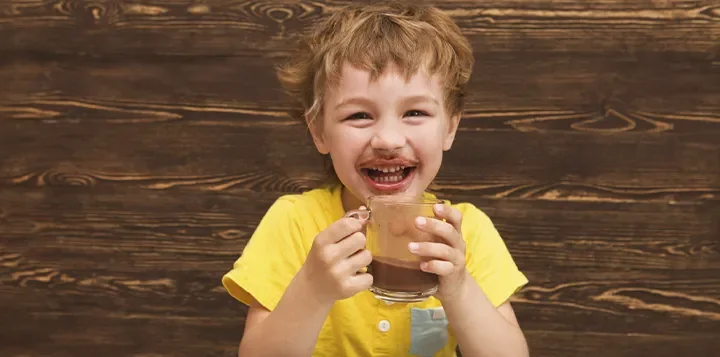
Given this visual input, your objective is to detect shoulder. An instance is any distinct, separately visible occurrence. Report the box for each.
[257,185,340,237]
[266,186,336,216]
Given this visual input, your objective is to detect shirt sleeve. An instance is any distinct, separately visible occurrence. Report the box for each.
[460,203,528,307]
[221,197,307,311]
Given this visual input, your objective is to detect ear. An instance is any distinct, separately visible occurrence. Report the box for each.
[306,114,329,155]
[442,113,461,151]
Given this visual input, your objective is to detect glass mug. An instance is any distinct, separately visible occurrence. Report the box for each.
[345,195,443,302]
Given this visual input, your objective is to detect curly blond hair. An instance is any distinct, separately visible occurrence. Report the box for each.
[276,1,474,184]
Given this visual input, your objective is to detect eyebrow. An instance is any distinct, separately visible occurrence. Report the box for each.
[334,95,440,110]
[403,95,440,107]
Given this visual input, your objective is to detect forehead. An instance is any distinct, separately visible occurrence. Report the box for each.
[327,62,445,102]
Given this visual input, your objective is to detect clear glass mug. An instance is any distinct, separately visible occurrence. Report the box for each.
[345,195,442,302]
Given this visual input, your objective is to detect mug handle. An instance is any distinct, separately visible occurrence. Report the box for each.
[344,207,371,275]
[344,206,371,221]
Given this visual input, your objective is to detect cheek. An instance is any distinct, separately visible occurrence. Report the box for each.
[326,128,367,162]
[410,124,446,153]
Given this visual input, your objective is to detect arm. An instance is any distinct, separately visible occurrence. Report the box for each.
[236,217,372,357]
[409,203,529,357]
[238,270,333,357]
[442,273,529,357]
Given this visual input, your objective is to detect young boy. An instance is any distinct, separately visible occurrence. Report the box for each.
[222,2,529,356]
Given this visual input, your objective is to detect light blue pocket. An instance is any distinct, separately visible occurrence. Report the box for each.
[409,307,449,357]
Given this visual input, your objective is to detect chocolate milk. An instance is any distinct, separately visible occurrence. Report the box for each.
[369,257,439,292]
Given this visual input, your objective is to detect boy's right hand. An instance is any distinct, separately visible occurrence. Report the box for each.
[298,217,373,305]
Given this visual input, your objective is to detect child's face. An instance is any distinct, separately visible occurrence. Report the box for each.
[310,62,460,206]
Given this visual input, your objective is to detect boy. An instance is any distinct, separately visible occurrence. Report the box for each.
[222,2,529,356]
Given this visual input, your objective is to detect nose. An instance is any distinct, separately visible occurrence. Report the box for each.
[370,120,406,152]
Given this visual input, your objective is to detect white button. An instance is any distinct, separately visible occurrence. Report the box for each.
[384,301,394,305]
[377,320,390,332]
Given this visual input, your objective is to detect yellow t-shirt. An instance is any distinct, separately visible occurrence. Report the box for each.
[222,185,528,357]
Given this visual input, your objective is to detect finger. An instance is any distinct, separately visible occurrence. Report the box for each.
[433,203,463,234]
[420,260,455,276]
[408,241,458,264]
[335,232,367,258]
[345,271,374,291]
[342,249,373,275]
[321,217,365,245]
[415,216,463,249]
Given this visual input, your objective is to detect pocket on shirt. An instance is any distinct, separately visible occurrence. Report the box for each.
[409,307,449,357]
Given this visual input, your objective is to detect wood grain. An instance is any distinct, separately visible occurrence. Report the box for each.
[1,0,718,356]
[0,0,718,57]
[0,308,242,357]
[1,308,717,357]
[2,54,719,121]
[524,330,718,357]
[1,120,717,203]
[1,188,718,339]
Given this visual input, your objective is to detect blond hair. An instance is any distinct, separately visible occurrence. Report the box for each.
[276,1,474,183]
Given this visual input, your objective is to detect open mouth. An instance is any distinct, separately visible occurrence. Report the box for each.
[361,166,416,184]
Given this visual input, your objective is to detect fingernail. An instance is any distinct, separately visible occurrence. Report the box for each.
[420,262,429,271]
[434,204,444,213]
[416,217,426,226]
[408,242,419,252]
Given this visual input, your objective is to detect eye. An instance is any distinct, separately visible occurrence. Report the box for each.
[405,110,429,117]
[345,112,371,120]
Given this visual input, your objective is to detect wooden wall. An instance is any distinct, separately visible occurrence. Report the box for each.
[1,1,719,356]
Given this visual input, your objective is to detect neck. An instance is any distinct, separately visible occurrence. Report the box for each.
[340,185,365,213]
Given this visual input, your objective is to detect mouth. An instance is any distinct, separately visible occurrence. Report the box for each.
[359,163,417,193]
[361,166,416,183]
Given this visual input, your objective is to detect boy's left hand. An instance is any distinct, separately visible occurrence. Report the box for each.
[408,203,470,301]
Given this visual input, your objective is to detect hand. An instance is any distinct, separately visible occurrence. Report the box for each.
[408,203,469,301]
[299,217,374,306]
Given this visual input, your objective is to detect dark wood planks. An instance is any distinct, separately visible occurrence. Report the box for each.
[2,54,719,121]
[524,330,718,357]
[1,0,718,57]
[1,187,718,357]
[0,120,718,202]
[1,188,718,333]
[0,308,243,357]
[1,54,718,203]
[2,309,717,357]
[1,0,719,356]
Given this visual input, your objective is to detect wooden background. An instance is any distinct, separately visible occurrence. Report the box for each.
[1,0,719,356]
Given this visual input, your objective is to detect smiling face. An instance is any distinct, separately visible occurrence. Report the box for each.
[308,62,460,210]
